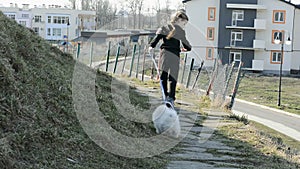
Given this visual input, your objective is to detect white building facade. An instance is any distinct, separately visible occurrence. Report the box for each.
[183,0,300,74]
[0,4,96,42]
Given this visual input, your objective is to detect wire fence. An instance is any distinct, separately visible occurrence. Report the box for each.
[67,37,242,109]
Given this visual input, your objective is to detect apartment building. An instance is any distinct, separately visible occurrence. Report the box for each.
[0,3,96,42]
[183,0,300,74]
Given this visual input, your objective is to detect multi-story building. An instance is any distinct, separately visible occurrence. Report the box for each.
[0,3,96,42]
[183,0,300,74]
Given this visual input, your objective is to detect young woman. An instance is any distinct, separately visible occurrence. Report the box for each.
[149,10,192,105]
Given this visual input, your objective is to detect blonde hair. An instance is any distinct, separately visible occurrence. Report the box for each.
[166,11,189,40]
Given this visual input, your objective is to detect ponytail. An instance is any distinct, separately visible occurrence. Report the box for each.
[166,24,176,40]
[166,10,189,40]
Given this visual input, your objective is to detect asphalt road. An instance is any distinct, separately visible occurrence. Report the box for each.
[232,99,300,142]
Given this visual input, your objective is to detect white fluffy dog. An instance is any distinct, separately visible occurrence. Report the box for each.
[152,103,180,138]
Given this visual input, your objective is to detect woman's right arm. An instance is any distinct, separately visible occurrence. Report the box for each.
[149,27,164,48]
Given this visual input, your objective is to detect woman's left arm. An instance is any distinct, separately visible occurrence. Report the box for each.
[180,31,192,51]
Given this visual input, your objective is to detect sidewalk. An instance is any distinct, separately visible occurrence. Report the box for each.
[134,85,251,169]
[129,76,300,168]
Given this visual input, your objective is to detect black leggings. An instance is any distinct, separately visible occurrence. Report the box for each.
[159,50,180,100]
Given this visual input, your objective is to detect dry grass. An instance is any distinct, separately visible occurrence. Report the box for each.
[0,12,169,169]
[217,121,300,168]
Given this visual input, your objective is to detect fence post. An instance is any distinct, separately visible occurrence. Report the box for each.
[113,45,120,74]
[121,47,128,74]
[186,58,194,88]
[228,62,243,109]
[223,61,235,99]
[192,60,204,89]
[89,42,93,67]
[129,44,137,77]
[142,46,147,81]
[181,53,188,84]
[136,44,141,79]
[76,43,81,59]
[206,59,218,96]
[105,41,111,72]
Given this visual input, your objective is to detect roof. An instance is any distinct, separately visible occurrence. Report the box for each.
[280,0,300,8]
[182,0,192,3]
[80,30,155,39]
[183,0,300,8]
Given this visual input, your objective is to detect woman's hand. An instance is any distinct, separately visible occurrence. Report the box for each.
[181,48,187,52]
[148,47,154,54]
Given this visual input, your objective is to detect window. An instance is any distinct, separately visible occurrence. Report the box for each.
[33,27,39,34]
[7,14,16,19]
[272,30,283,44]
[53,16,69,24]
[231,30,243,41]
[48,16,51,23]
[271,51,283,63]
[230,30,243,46]
[206,47,214,60]
[47,28,51,36]
[34,15,42,22]
[75,29,79,36]
[232,10,244,26]
[19,21,27,26]
[52,28,62,36]
[53,16,58,23]
[207,27,215,40]
[230,50,242,62]
[208,7,216,21]
[273,10,285,24]
[22,14,29,18]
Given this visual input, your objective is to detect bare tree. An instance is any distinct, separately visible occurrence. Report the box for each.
[69,0,76,9]
[94,0,117,29]
[125,0,144,29]
[70,0,116,30]
[153,0,162,27]
[152,0,175,27]
[81,0,93,10]
[137,0,144,29]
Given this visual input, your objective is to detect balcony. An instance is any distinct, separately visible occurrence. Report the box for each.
[253,40,265,49]
[225,39,265,50]
[226,3,266,10]
[226,19,266,30]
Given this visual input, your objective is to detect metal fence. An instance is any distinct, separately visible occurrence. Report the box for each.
[69,37,243,109]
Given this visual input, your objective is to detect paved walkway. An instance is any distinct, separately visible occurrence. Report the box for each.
[95,60,300,168]
[134,86,252,169]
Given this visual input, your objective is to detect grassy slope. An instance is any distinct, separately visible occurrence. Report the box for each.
[0,12,168,169]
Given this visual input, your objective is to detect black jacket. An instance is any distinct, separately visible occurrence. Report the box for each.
[149,24,192,55]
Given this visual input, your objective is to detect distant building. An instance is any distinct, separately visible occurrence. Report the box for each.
[183,0,300,74]
[0,3,96,42]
